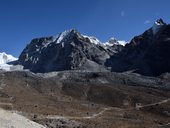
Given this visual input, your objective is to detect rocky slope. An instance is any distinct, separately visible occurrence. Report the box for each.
[0,71,170,128]
[106,19,170,76]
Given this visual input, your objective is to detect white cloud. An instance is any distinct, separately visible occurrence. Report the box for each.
[144,20,151,24]
[121,11,125,17]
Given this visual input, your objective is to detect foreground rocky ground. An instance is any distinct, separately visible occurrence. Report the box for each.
[0,71,170,128]
[0,108,45,128]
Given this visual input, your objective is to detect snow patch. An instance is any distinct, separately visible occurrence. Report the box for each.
[0,64,12,71]
[62,42,64,48]
[83,35,101,45]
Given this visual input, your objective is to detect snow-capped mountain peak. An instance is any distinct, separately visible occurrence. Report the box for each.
[54,29,102,45]
[0,52,17,64]
[104,38,127,46]
[0,52,18,71]
[152,18,166,35]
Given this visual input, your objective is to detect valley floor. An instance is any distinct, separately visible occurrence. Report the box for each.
[0,71,170,128]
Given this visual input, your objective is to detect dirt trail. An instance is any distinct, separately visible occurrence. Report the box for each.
[136,98,170,109]
[45,107,120,120]
[0,98,169,128]
[0,102,13,106]
[44,98,170,120]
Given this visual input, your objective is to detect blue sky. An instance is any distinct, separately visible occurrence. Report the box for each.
[0,0,170,57]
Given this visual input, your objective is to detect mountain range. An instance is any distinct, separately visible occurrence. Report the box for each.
[9,18,169,76]
[0,18,170,76]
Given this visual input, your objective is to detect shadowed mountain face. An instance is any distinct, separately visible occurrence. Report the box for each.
[18,29,123,73]
[106,19,170,76]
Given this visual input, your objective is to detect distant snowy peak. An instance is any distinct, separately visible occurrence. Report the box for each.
[0,52,18,71]
[152,18,166,35]
[117,40,128,46]
[104,38,127,46]
[0,52,17,64]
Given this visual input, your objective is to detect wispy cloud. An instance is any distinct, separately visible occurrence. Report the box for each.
[121,10,125,17]
[144,20,151,24]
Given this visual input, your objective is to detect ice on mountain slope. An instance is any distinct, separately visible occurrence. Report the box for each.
[82,35,102,45]
[152,19,166,35]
